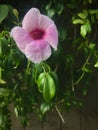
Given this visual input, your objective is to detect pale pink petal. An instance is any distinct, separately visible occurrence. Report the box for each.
[44,24,58,50]
[10,26,32,52]
[39,15,54,29]
[25,40,51,63]
[22,8,41,32]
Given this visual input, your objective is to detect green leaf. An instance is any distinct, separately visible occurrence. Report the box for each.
[0,79,6,84]
[80,21,91,38]
[80,24,87,38]
[78,13,87,19]
[14,107,19,117]
[58,5,64,15]
[0,67,6,84]
[66,102,71,107]
[89,9,98,14]
[72,19,85,24]
[0,41,2,57]
[0,88,9,97]
[47,9,55,17]
[96,14,98,20]
[83,10,88,18]
[43,74,56,102]
[49,71,59,88]
[94,61,98,68]
[82,66,92,72]
[85,21,92,33]
[88,43,96,50]
[37,73,46,93]
[91,15,95,24]
[0,5,9,23]
[46,1,52,10]
[88,0,92,4]
[82,89,87,96]
[40,102,50,115]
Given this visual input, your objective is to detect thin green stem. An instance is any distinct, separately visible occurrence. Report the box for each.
[75,51,92,85]
[75,71,85,85]
[41,62,51,73]
[82,51,92,69]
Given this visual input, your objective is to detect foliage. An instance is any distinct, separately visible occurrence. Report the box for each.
[0,0,98,129]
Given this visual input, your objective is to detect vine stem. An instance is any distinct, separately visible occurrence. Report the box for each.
[55,105,65,123]
[75,51,92,85]
[75,71,85,85]
[82,51,92,69]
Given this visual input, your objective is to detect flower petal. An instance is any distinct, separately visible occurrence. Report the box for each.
[10,26,32,52]
[44,24,58,50]
[22,8,41,32]
[39,15,54,29]
[25,40,51,63]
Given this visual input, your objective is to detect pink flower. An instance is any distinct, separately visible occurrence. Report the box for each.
[11,8,58,63]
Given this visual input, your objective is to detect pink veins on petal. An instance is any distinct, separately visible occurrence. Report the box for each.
[10,8,58,63]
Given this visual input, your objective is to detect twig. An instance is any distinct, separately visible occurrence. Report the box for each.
[55,105,65,123]
[54,64,59,72]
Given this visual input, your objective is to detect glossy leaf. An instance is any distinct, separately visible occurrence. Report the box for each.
[94,61,98,68]
[78,12,87,19]
[85,21,92,33]
[80,24,87,38]
[89,9,98,14]
[37,72,46,93]
[83,10,88,18]
[43,74,56,102]
[0,68,6,84]
[49,71,59,89]
[14,107,19,117]
[80,21,91,38]
[47,9,55,17]
[88,43,96,50]
[0,5,9,23]
[88,0,92,4]
[72,19,85,24]
[82,66,92,73]
[40,102,50,115]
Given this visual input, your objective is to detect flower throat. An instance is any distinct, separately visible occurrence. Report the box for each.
[30,29,45,40]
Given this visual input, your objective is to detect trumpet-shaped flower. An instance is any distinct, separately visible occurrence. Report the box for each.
[11,8,58,63]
